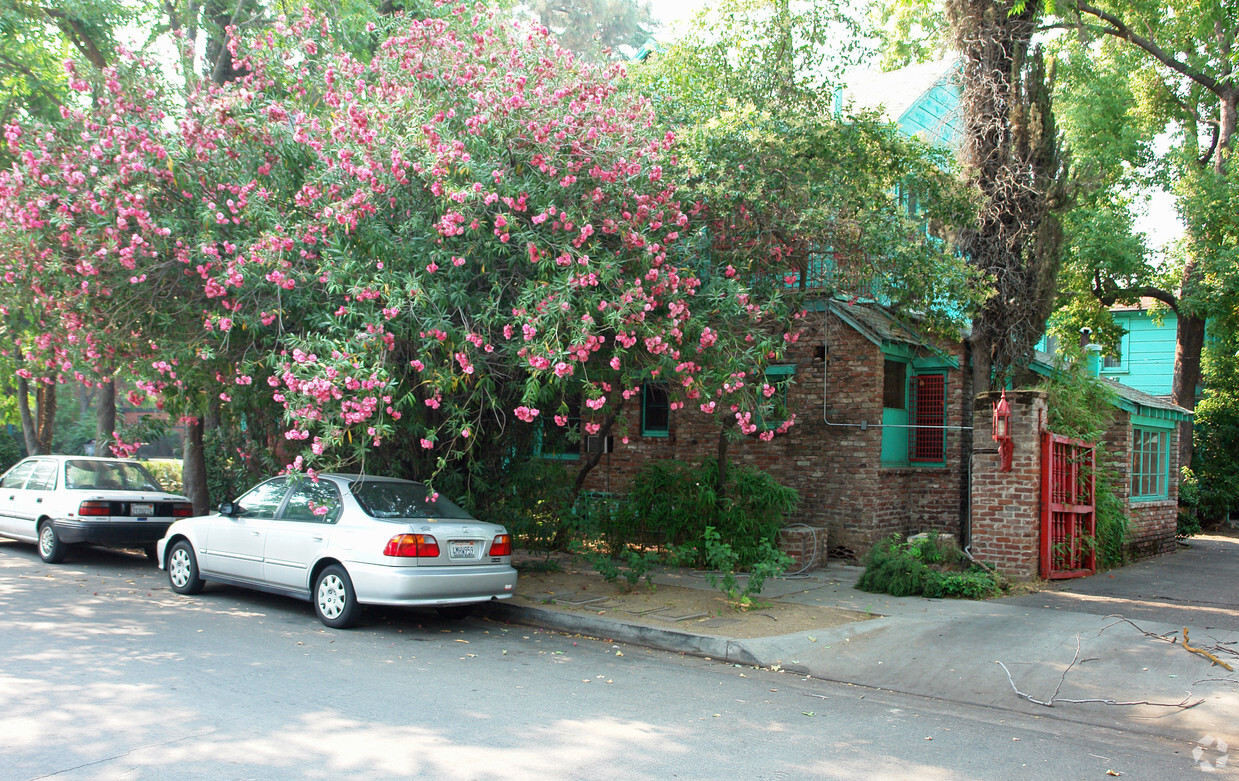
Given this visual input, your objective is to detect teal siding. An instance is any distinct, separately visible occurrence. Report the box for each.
[1105,310,1177,397]
[897,82,961,148]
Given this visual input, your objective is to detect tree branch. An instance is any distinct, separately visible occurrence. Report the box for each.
[1072,2,1221,94]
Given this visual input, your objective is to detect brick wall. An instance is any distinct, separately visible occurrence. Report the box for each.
[1104,409,1179,560]
[579,307,970,565]
[968,390,1046,579]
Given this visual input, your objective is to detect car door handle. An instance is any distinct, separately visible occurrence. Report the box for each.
[250,531,261,536]
[35,498,42,504]
[312,536,324,542]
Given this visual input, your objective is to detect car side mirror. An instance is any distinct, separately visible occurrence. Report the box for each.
[218,501,240,517]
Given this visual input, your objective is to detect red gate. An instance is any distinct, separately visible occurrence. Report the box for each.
[1040,432,1097,580]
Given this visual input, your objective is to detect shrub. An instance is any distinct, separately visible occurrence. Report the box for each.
[622,458,799,568]
[469,458,576,552]
[857,533,1000,599]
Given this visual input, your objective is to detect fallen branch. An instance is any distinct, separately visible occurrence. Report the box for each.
[1099,615,1179,644]
[997,635,1203,709]
[1183,628,1235,671]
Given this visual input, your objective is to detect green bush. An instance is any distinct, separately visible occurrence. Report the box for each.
[857,533,1000,599]
[0,431,22,472]
[142,459,183,494]
[621,458,799,568]
[469,458,576,552]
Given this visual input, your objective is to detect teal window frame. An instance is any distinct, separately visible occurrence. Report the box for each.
[757,365,796,430]
[881,355,949,467]
[1102,330,1130,374]
[1130,425,1169,500]
[641,383,671,437]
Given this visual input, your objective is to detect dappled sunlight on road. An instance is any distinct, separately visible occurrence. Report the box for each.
[149,714,686,779]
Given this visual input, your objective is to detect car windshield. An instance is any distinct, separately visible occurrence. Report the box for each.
[349,480,475,520]
[64,460,163,491]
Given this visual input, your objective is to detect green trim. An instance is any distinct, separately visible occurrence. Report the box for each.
[1130,413,1176,430]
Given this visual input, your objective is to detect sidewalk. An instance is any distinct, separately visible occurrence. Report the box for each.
[483,537,1239,748]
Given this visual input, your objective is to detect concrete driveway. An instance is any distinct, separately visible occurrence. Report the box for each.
[1004,534,1239,633]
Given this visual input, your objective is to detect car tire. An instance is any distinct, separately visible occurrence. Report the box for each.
[314,565,361,629]
[436,604,475,620]
[38,522,67,564]
[167,541,205,595]
[142,544,159,563]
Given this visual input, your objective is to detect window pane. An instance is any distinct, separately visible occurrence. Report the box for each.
[236,479,288,519]
[643,384,670,434]
[883,360,906,410]
[25,461,58,492]
[282,480,342,523]
[1,461,35,489]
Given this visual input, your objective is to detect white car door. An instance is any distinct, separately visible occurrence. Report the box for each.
[263,479,341,591]
[0,460,37,538]
[202,478,286,581]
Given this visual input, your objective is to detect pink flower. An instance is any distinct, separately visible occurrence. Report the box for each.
[514,406,540,422]
[420,438,434,449]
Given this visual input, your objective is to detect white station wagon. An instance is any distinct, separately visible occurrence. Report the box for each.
[0,455,193,563]
[158,473,517,628]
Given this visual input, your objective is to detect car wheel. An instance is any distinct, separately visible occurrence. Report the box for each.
[314,565,361,629]
[38,522,66,564]
[167,541,205,595]
[142,544,159,562]
[436,604,475,620]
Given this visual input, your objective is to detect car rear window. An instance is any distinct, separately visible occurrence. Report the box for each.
[349,480,474,520]
[65,460,164,492]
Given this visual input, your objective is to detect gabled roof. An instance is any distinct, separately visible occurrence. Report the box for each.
[824,299,960,368]
[843,57,960,131]
[1030,350,1192,422]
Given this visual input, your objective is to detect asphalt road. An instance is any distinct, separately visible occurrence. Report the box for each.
[0,541,1223,780]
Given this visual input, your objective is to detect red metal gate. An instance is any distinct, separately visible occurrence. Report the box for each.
[1040,432,1097,580]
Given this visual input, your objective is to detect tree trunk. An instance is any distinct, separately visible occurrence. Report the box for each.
[571,410,620,501]
[182,417,210,514]
[96,378,116,457]
[35,383,56,455]
[714,425,730,499]
[17,376,38,455]
[1174,311,1206,470]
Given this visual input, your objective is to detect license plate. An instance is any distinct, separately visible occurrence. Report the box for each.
[449,541,476,559]
[130,503,154,517]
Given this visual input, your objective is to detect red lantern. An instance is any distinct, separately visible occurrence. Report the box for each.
[992,390,1013,471]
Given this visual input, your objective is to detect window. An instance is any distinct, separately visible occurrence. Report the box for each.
[1102,330,1130,373]
[641,384,670,437]
[25,460,58,491]
[757,365,796,429]
[883,360,906,410]
[537,395,580,460]
[282,480,343,523]
[0,461,35,489]
[1131,427,1169,499]
[235,478,288,519]
[908,374,946,462]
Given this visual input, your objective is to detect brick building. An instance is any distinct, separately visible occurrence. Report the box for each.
[575,302,1190,577]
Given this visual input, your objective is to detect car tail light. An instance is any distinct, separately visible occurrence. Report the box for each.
[78,501,111,517]
[488,534,512,556]
[383,534,440,558]
[172,503,194,517]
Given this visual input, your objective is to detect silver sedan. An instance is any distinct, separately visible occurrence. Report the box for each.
[157,473,516,628]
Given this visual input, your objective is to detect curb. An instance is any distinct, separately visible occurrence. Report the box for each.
[480,601,763,666]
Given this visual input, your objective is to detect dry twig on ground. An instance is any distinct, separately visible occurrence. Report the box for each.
[997,634,1204,709]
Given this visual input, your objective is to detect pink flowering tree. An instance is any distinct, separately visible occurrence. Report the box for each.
[0,6,801,499]
[179,8,799,484]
